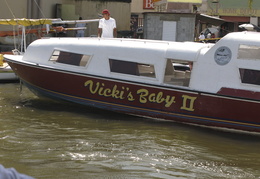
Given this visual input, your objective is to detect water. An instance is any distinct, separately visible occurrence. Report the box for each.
[0,83,260,179]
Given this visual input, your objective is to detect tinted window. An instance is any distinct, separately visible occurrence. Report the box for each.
[109,59,155,78]
[239,68,260,85]
[49,50,91,67]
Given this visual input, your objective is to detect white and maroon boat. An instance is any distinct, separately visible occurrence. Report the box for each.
[4,31,260,134]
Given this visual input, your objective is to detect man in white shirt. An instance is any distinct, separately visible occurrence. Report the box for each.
[98,9,117,38]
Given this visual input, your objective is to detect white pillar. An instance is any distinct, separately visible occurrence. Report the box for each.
[250,17,258,26]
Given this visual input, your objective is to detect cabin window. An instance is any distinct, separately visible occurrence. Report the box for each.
[49,50,91,67]
[109,59,155,78]
[164,59,191,87]
[239,68,260,85]
[238,45,260,60]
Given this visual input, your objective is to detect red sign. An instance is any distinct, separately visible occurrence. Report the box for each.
[143,0,154,9]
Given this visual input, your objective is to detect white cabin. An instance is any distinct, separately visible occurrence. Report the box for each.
[12,31,260,94]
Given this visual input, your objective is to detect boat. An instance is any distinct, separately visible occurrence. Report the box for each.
[4,31,260,134]
[0,54,18,82]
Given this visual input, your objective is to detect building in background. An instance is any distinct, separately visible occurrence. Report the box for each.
[1,0,258,47]
[131,0,206,41]
[207,0,260,31]
[130,0,156,38]
[152,0,203,13]
[143,12,197,41]
[133,0,228,41]
[0,0,131,50]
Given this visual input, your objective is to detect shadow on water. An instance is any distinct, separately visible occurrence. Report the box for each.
[18,95,260,142]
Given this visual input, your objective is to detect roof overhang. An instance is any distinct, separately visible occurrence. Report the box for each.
[197,14,229,26]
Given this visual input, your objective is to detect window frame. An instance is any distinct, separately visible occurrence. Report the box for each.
[239,68,260,86]
[109,58,156,78]
[49,50,92,67]
[238,44,260,60]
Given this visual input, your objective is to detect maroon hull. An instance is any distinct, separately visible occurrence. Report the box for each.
[8,61,260,133]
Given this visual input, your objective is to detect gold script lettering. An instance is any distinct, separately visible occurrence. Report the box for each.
[137,89,148,103]
[127,92,135,101]
[84,80,99,94]
[84,80,176,107]
[84,80,127,100]
[181,95,197,111]
[137,89,175,107]
[165,95,175,107]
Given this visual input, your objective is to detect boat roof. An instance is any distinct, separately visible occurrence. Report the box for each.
[23,37,211,63]
[218,31,260,45]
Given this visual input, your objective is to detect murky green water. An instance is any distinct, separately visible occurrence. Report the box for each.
[0,83,260,179]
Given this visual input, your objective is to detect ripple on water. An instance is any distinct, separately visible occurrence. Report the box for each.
[0,83,260,178]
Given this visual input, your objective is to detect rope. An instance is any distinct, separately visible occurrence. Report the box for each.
[13,26,17,50]
[3,0,20,52]
[33,0,46,18]
[4,0,16,19]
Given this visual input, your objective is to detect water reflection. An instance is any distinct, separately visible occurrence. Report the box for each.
[0,83,259,178]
